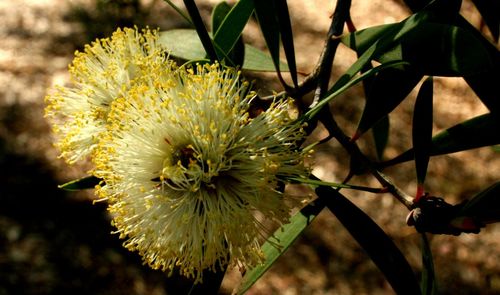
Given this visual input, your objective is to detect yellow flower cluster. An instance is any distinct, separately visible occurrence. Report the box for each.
[45,27,310,282]
[45,27,175,163]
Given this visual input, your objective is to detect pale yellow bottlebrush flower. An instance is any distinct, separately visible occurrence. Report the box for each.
[93,63,310,282]
[45,27,175,163]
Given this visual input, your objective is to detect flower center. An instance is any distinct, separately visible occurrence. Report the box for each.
[154,144,220,192]
[174,145,198,170]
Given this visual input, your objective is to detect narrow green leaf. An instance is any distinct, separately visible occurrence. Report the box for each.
[337,10,432,80]
[464,72,500,117]
[343,22,494,77]
[275,0,298,87]
[316,186,421,295]
[457,182,500,224]
[304,60,410,121]
[341,23,394,54]
[287,176,384,194]
[183,0,218,61]
[212,0,253,64]
[355,67,422,139]
[162,0,192,25]
[58,176,101,191]
[356,52,393,160]
[380,113,500,167]
[211,1,231,33]
[314,10,431,125]
[412,76,433,190]
[382,24,493,76]
[421,233,438,295]
[470,0,499,42]
[237,199,325,294]
[373,115,390,161]
[253,1,280,71]
[403,0,461,23]
[447,15,500,115]
[404,0,500,117]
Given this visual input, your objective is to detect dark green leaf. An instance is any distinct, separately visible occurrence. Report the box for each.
[322,9,432,120]
[211,2,231,33]
[403,0,461,21]
[316,186,421,295]
[341,23,393,55]
[421,233,438,295]
[253,1,281,72]
[470,0,499,42]
[212,0,253,65]
[355,67,422,139]
[237,199,325,294]
[183,0,218,61]
[287,177,385,194]
[275,0,298,87]
[464,72,500,117]
[372,115,390,161]
[458,182,500,224]
[158,29,287,71]
[403,0,500,117]
[442,15,499,115]
[58,176,101,191]
[162,0,192,25]
[380,113,500,167]
[304,60,410,121]
[413,76,433,190]
[343,22,494,77]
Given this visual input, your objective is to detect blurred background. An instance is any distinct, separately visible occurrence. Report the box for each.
[0,0,499,294]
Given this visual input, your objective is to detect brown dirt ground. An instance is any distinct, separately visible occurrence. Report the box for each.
[0,0,499,294]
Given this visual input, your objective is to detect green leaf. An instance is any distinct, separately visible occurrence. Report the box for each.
[159,29,206,60]
[372,115,390,161]
[236,199,325,294]
[287,176,384,194]
[420,233,438,295]
[162,0,192,25]
[58,176,101,191]
[383,23,493,76]
[464,72,500,117]
[343,22,494,77]
[470,0,499,42]
[458,182,500,224]
[337,9,432,80]
[304,60,410,121]
[274,0,298,87]
[355,67,422,139]
[183,0,218,61]
[253,1,281,73]
[412,77,434,191]
[380,113,500,167]
[316,186,421,295]
[243,45,288,71]
[341,23,393,55]
[315,10,432,124]
[158,29,287,71]
[212,0,254,65]
[211,2,231,33]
